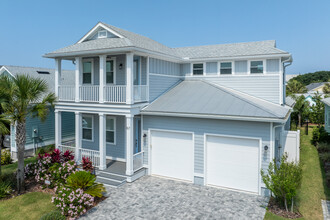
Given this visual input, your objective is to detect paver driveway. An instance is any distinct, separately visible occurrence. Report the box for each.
[81,176,269,220]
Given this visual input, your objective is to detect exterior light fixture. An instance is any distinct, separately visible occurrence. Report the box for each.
[264,145,268,151]
[119,63,123,69]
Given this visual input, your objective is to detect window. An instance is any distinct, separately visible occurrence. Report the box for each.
[98,30,107,38]
[83,61,92,84]
[106,60,114,84]
[193,63,204,75]
[220,62,232,74]
[82,115,93,141]
[250,61,263,74]
[106,117,115,144]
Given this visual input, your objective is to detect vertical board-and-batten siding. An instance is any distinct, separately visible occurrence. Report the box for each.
[81,114,126,159]
[149,58,183,101]
[142,116,271,176]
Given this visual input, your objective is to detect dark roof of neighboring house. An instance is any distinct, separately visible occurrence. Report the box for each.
[45,22,290,59]
[306,82,327,91]
[141,80,290,121]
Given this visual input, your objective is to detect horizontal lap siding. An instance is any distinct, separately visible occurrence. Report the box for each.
[62,112,75,140]
[149,58,181,76]
[142,116,271,175]
[149,75,182,101]
[204,75,280,104]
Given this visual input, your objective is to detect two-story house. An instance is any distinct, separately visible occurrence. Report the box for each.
[44,22,292,196]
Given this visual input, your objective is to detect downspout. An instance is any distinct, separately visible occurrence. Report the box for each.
[281,56,293,105]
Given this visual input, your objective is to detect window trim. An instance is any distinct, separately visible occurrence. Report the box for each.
[98,30,107,39]
[191,63,205,76]
[82,59,94,85]
[82,114,94,142]
[106,116,116,145]
[219,61,233,75]
[249,60,265,74]
[106,57,116,85]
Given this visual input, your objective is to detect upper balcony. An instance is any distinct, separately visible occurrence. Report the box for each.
[54,53,149,105]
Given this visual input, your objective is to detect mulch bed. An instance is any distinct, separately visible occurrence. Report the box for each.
[267,197,302,219]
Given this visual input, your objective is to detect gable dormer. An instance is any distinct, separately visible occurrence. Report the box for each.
[77,22,124,43]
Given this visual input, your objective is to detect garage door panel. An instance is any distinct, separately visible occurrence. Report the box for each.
[206,135,259,193]
[151,130,193,182]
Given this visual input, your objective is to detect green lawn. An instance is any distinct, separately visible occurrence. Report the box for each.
[265,127,330,220]
[1,157,37,176]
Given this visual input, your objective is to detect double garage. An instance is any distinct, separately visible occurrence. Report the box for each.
[149,129,262,194]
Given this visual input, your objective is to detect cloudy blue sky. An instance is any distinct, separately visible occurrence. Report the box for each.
[1,0,330,74]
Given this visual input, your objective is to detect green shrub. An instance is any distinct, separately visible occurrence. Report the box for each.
[1,149,12,165]
[0,173,16,188]
[312,127,321,146]
[320,152,330,163]
[39,210,65,220]
[0,181,12,199]
[46,145,55,153]
[36,148,45,155]
[261,153,303,212]
[66,171,105,197]
[312,127,330,146]
[317,142,330,153]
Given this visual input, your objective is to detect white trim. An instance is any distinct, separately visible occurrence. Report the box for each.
[106,156,126,162]
[146,57,150,101]
[98,30,107,39]
[82,58,94,85]
[0,66,15,78]
[191,63,204,76]
[106,57,116,85]
[270,122,274,162]
[194,173,204,178]
[149,73,183,78]
[219,61,233,75]
[204,133,262,195]
[185,73,279,78]
[106,116,116,145]
[77,22,124,44]
[148,128,194,183]
[82,114,94,142]
[249,60,265,75]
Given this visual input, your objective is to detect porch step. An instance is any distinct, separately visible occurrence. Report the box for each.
[96,177,126,188]
[97,171,127,182]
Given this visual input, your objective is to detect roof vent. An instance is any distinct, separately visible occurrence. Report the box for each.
[37,71,50,74]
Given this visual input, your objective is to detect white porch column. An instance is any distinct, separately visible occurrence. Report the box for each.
[54,110,62,149]
[55,59,61,97]
[146,56,150,102]
[99,113,107,170]
[126,53,134,104]
[75,111,82,162]
[75,57,82,102]
[99,55,107,103]
[125,115,134,175]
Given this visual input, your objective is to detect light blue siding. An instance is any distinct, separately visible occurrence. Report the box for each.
[206,62,218,75]
[234,60,248,75]
[203,75,280,104]
[149,58,181,76]
[142,116,271,175]
[180,63,190,76]
[325,105,330,133]
[89,29,118,40]
[149,75,182,101]
[266,59,280,73]
[81,114,126,159]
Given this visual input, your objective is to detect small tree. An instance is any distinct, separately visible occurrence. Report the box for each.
[261,153,302,212]
[292,95,310,127]
[286,80,307,96]
[310,92,324,127]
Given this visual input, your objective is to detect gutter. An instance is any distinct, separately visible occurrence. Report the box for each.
[281,56,293,104]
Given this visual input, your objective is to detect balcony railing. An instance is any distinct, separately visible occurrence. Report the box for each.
[58,85,148,103]
[133,151,144,172]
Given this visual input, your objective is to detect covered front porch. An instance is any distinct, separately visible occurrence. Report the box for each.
[55,110,144,176]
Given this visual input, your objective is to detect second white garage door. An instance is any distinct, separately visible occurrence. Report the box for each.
[206,135,260,193]
[151,130,193,182]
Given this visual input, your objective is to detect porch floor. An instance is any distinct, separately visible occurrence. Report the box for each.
[103,159,126,176]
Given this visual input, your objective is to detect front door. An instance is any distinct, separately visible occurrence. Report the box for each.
[134,118,141,154]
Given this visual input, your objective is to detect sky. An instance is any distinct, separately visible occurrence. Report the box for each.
[1,0,330,75]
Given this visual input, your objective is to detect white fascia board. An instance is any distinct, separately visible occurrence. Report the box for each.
[0,66,15,78]
[140,111,289,123]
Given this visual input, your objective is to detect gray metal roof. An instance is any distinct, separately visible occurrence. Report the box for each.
[285,96,296,107]
[1,65,75,93]
[45,22,290,59]
[323,97,330,106]
[142,80,290,120]
[306,82,327,91]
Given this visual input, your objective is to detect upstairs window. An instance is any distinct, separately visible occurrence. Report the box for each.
[193,63,204,75]
[98,30,107,38]
[106,60,114,84]
[220,62,232,74]
[106,117,116,144]
[83,61,92,84]
[250,61,263,74]
[82,115,93,141]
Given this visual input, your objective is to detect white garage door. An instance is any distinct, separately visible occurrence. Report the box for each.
[206,135,260,193]
[151,130,193,182]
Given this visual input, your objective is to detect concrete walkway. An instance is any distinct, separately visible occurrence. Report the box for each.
[81,176,269,220]
[322,200,330,220]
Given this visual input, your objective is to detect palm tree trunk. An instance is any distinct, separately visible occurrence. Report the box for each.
[298,113,302,128]
[16,121,26,194]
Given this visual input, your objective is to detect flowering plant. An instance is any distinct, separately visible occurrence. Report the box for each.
[52,186,94,218]
[51,148,62,163]
[82,157,94,173]
[63,150,74,162]
[48,160,78,187]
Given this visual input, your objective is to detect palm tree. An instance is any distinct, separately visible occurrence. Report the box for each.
[323,83,330,94]
[0,114,9,175]
[286,80,307,96]
[292,95,310,128]
[0,75,56,193]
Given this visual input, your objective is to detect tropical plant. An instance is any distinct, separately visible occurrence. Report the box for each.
[286,80,307,96]
[50,148,62,163]
[62,150,74,162]
[0,115,9,175]
[1,148,12,165]
[39,210,66,220]
[66,171,105,197]
[0,75,56,193]
[0,181,12,199]
[323,83,330,94]
[291,95,310,127]
[261,153,302,212]
[310,92,325,127]
[82,156,94,172]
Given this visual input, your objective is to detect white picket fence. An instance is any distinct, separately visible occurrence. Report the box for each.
[280,130,300,163]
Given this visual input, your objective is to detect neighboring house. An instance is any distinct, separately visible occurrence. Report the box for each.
[306,82,327,94]
[44,22,296,196]
[0,65,75,159]
[291,93,325,106]
[323,97,330,133]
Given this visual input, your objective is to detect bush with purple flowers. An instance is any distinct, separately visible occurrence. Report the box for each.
[52,186,94,218]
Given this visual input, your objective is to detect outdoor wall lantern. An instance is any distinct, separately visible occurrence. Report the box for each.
[119,63,123,69]
[264,145,268,151]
